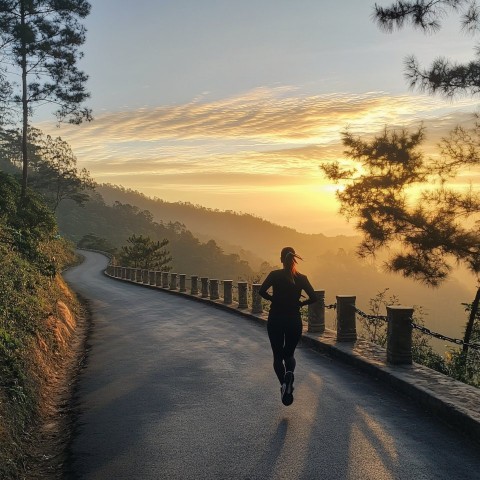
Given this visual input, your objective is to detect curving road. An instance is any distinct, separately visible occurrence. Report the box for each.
[63,251,480,480]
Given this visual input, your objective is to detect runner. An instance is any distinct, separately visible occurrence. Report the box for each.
[259,247,317,406]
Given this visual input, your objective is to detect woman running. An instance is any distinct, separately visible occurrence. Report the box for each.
[259,247,317,406]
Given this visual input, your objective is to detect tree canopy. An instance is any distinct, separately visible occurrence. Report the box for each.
[31,133,95,211]
[374,0,480,96]
[321,124,480,287]
[0,0,92,194]
[119,234,172,271]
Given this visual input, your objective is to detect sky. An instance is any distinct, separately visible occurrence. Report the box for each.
[37,0,480,235]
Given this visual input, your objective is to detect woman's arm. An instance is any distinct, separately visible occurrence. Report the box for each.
[299,275,317,306]
[259,272,274,301]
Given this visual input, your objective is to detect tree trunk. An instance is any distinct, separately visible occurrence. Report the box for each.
[463,287,480,353]
[20,1,28,197]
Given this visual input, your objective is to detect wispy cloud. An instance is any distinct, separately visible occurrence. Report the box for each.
[50,87,477,147]
[39,86,479,233]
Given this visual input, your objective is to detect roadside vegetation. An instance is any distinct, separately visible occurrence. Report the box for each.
[361,289,480,388]
[0,172,81,479]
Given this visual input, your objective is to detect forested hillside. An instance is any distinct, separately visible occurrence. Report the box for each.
[97,183,360,268]
[56,193,254,280]
[95,183,476,344]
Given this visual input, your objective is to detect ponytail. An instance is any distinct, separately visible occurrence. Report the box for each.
[284,251,297,278]
[280,247,303,281]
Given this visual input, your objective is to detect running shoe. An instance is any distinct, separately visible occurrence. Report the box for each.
[282,371,294,406]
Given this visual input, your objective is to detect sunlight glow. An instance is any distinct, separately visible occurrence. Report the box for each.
[42,87,478,234]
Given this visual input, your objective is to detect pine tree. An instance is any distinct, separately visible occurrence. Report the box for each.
[0,0,92,195]
[321,123,480,349]
[374,0,480,97]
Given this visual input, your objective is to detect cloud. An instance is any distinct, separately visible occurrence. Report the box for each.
[37,86,479,233]
[50,86,478,148]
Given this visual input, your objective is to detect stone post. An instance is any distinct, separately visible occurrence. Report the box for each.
[170,273,177,290]
[251,284,263,314]
[191,275,199,295]
[209,279,220,300]
[387,305,414,365]
[201,277,209,298]
[149,270,155,285]
[135,269,141,283]
[155,271,162,287]
[336,295,357,342]
[179,274,187,292]
[223,280,233,305]
[308,290,325,334]
[238,282,248,309]
[143,270,149,284]
[162,272,169,288]
[121,267,126,279]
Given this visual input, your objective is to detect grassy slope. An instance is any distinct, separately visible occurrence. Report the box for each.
[0,174,85,479]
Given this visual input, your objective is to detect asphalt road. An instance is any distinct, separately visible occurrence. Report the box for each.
[63,251,480,480]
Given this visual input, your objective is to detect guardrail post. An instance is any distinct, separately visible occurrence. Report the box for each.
[209,279,219,300]
[223,280,233,305]
[149,270,155,285]
[308,290,325,333]
[162,272,169,288]
[336,295,357,342]
[387,306,414,365]
[155,271,161,286]
[135,268,141,282]
[141,269,146,284]
[201,277,209,298]
[179,274,186,292]
[121,267,126,279]
[251,284,262,314]
[170,273,177,290]
[238,282,248,309]
[191,276,199,295]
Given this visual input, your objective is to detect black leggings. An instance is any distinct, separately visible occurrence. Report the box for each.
[267,316,303,384]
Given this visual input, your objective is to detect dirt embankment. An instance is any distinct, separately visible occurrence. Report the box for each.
[0,274,91,479]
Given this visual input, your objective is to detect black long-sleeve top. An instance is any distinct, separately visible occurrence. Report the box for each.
[259,269,317,318]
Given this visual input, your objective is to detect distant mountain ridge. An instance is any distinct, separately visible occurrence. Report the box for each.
[96,184,476,345]
[97,183,360,268]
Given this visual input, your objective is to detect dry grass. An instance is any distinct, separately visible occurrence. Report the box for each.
[0,273,89,479]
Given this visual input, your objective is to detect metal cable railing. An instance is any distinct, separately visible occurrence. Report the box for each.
[351,305,480,351]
